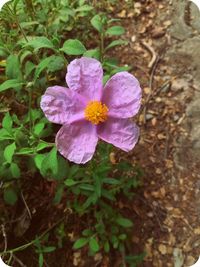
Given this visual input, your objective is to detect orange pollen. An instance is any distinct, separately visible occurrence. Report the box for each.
[84,101,109,125]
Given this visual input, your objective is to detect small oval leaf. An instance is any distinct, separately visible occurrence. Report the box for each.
[73,238,88,249]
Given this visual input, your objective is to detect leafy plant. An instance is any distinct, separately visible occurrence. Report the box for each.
[0,0,143,266]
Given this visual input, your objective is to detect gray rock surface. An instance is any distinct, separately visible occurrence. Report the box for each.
[168,0,200,169]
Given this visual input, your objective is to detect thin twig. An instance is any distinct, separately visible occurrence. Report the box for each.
[137,195,167,232]
[141,41,157,70]
[164,126,170,159]
[21,191,32,219]
[13,254,27,267]
[0,216,66,255]
[1,225,7,255]
[142,56,160,123]
[121,249,127,267]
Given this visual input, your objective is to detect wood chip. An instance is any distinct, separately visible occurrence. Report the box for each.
[158,244,167,255]
[194,228,200,235]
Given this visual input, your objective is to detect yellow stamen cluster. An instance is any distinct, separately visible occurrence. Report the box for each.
[84,101,109,125]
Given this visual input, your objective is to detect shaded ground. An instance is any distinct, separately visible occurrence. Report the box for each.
[117,0,200,266]
[1,0,200,266]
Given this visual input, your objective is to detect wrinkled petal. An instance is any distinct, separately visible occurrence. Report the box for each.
[98,118,139,152]
[40,86,86,124]
[56,121,98,164]
[66,57,103,101]
[102,72,142,118]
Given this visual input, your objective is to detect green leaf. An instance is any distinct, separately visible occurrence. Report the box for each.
[103,74,110,84]
[111,235,119,249]
[10,162,21,178]
[54,155,69,180]
[2,112,13,131]
[53,184,64,204]
[6,55,22,80]
[0,129,13,140]
[105,40,128,51]
[107,18,121,24]
[73,238,88,249]
[0,79,23,92]
[94,174,101,198]
[36,142,52,152]
[0,46,9,57]
[79,0,85,5]
[104,241,110,253]
[47,56,65,72]
[82,229,93,237]
[34,55,64,79]
[20,21,39,28]
[39,253,43,267]
[75,5,93,12]
[105,26,125,36]
[34,122,45,136]
[3,188,18,205]
[116,217,133,228]
[4,142,16,163]
[34,56,53,79]
[82,193,97,209]
[79,184,94,191]
[68,165,80,179]
[25,61,35,78]
[42,246,56,253]
[24,37,55,52]
[60,39,86,55]
[41,147,58,177]
[118,234,127,240]
[83,49,100,60]
[20,50,33,63]
[103,178,121,185]
[125,253,146,265]
[34,154,46,170]
[102,189,116,201]
[64,179,77,187]
[117,162,132,171]
[17,147,35,155]
[91,14,102,32]
[89,237,99,253]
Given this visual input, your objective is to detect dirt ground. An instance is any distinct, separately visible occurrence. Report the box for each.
[1,0,200,266]
[117,0,200,266]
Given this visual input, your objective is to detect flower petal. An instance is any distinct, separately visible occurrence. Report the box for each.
[102,72,142,118]
[66,57,103,101]
[56,122,98,164]
[40,86,86,124]
[98,118,139,152]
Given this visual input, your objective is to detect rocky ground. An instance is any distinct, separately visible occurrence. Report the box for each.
[117,0,200,266]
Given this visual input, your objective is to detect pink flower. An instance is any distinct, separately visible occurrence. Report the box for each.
[40,57,142,164]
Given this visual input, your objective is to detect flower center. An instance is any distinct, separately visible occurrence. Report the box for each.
[84,101,109,125]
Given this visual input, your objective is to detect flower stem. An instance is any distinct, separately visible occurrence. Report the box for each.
[0,217,65,256]
[100,32,105,63]
[7,6,28,42]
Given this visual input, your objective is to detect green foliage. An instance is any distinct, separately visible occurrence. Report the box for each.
[116,217,133,228]
[105,26,125,36]
[60,39,86,55]
[3,187,18,205]
[73,238,89,249]
[4,142,16,163]
[23,37,55,52]
[34,235,56,267]
[0,79,24,92]
[0,0,143,266]
[91,14,103,32]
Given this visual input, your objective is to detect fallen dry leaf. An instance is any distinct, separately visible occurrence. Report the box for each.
[158,244,167,255]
